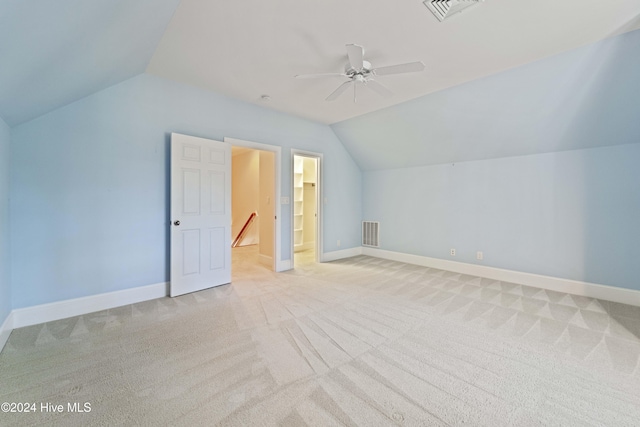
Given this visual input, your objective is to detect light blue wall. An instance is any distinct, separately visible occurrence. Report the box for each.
[364,143,640,290]
[11,74,362,308]
[0,116,10,322]
[343,28,640,293]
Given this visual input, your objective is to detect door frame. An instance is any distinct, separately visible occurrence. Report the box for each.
[224,137,285,272]
[291,149,323,264]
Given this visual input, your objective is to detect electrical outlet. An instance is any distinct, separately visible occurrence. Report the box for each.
[337,240,341,247]
[476,251,483,260]
[450,248,456,256]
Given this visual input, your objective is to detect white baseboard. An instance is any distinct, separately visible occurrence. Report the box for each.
[3,248,637,355]
[0,311,14,353]
[322,247,363,262]
[11,282,168,329]
[276,259,292,272]
[280,246,364,268]
[258,254,273,268]
[362,247,640,307]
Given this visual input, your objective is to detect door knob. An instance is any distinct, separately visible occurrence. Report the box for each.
[174,220,180,226]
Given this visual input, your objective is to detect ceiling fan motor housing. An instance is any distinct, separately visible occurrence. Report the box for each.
[345,60,373,79]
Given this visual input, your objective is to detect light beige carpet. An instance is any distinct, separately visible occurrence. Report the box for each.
[1,247,639,426]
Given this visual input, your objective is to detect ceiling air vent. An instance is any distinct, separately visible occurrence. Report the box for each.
[424,0,484,22]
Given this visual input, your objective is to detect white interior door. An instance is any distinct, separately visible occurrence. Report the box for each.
[170,133,231,297]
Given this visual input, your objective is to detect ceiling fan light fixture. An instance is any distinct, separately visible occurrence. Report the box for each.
[424,0,484,22]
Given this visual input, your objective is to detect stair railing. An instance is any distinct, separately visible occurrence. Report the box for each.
[232,211,258,248]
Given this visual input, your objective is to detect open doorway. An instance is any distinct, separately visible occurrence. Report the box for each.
[224,137,284,272]
[231,146,275,272]
[292,151,322,267]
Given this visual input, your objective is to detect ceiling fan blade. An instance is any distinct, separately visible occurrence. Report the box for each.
[346,44,364,70]
[295,72,346,79]
[326,80,353,101]
[373,61,425,76]
[365,79,393,98]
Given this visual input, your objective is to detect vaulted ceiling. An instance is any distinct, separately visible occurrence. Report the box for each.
[0,0,181,126]
[2,0,640,127]
[1,0,639,170]
[147,0,640,125]
[332,28,640,170]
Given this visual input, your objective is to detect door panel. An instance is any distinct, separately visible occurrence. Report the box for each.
[182,169,201,214]
[181,229,201,275]
[209,171,225,215]
[171,133,231,297]
[209,227,225,270]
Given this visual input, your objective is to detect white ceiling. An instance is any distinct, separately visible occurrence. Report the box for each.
[147,0,640,125]
[2,0,639,128]
[231,146,254,157]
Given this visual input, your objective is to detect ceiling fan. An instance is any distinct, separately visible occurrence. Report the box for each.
[295,44,425,102]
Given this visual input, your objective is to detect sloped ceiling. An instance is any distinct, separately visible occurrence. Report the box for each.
[147,0,640,125]
[1,0,639,170]
[331,28,640,170]
[0,0,181,126]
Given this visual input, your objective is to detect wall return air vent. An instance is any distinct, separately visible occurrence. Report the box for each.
[424,0,484,22]
[362,221,380,248]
